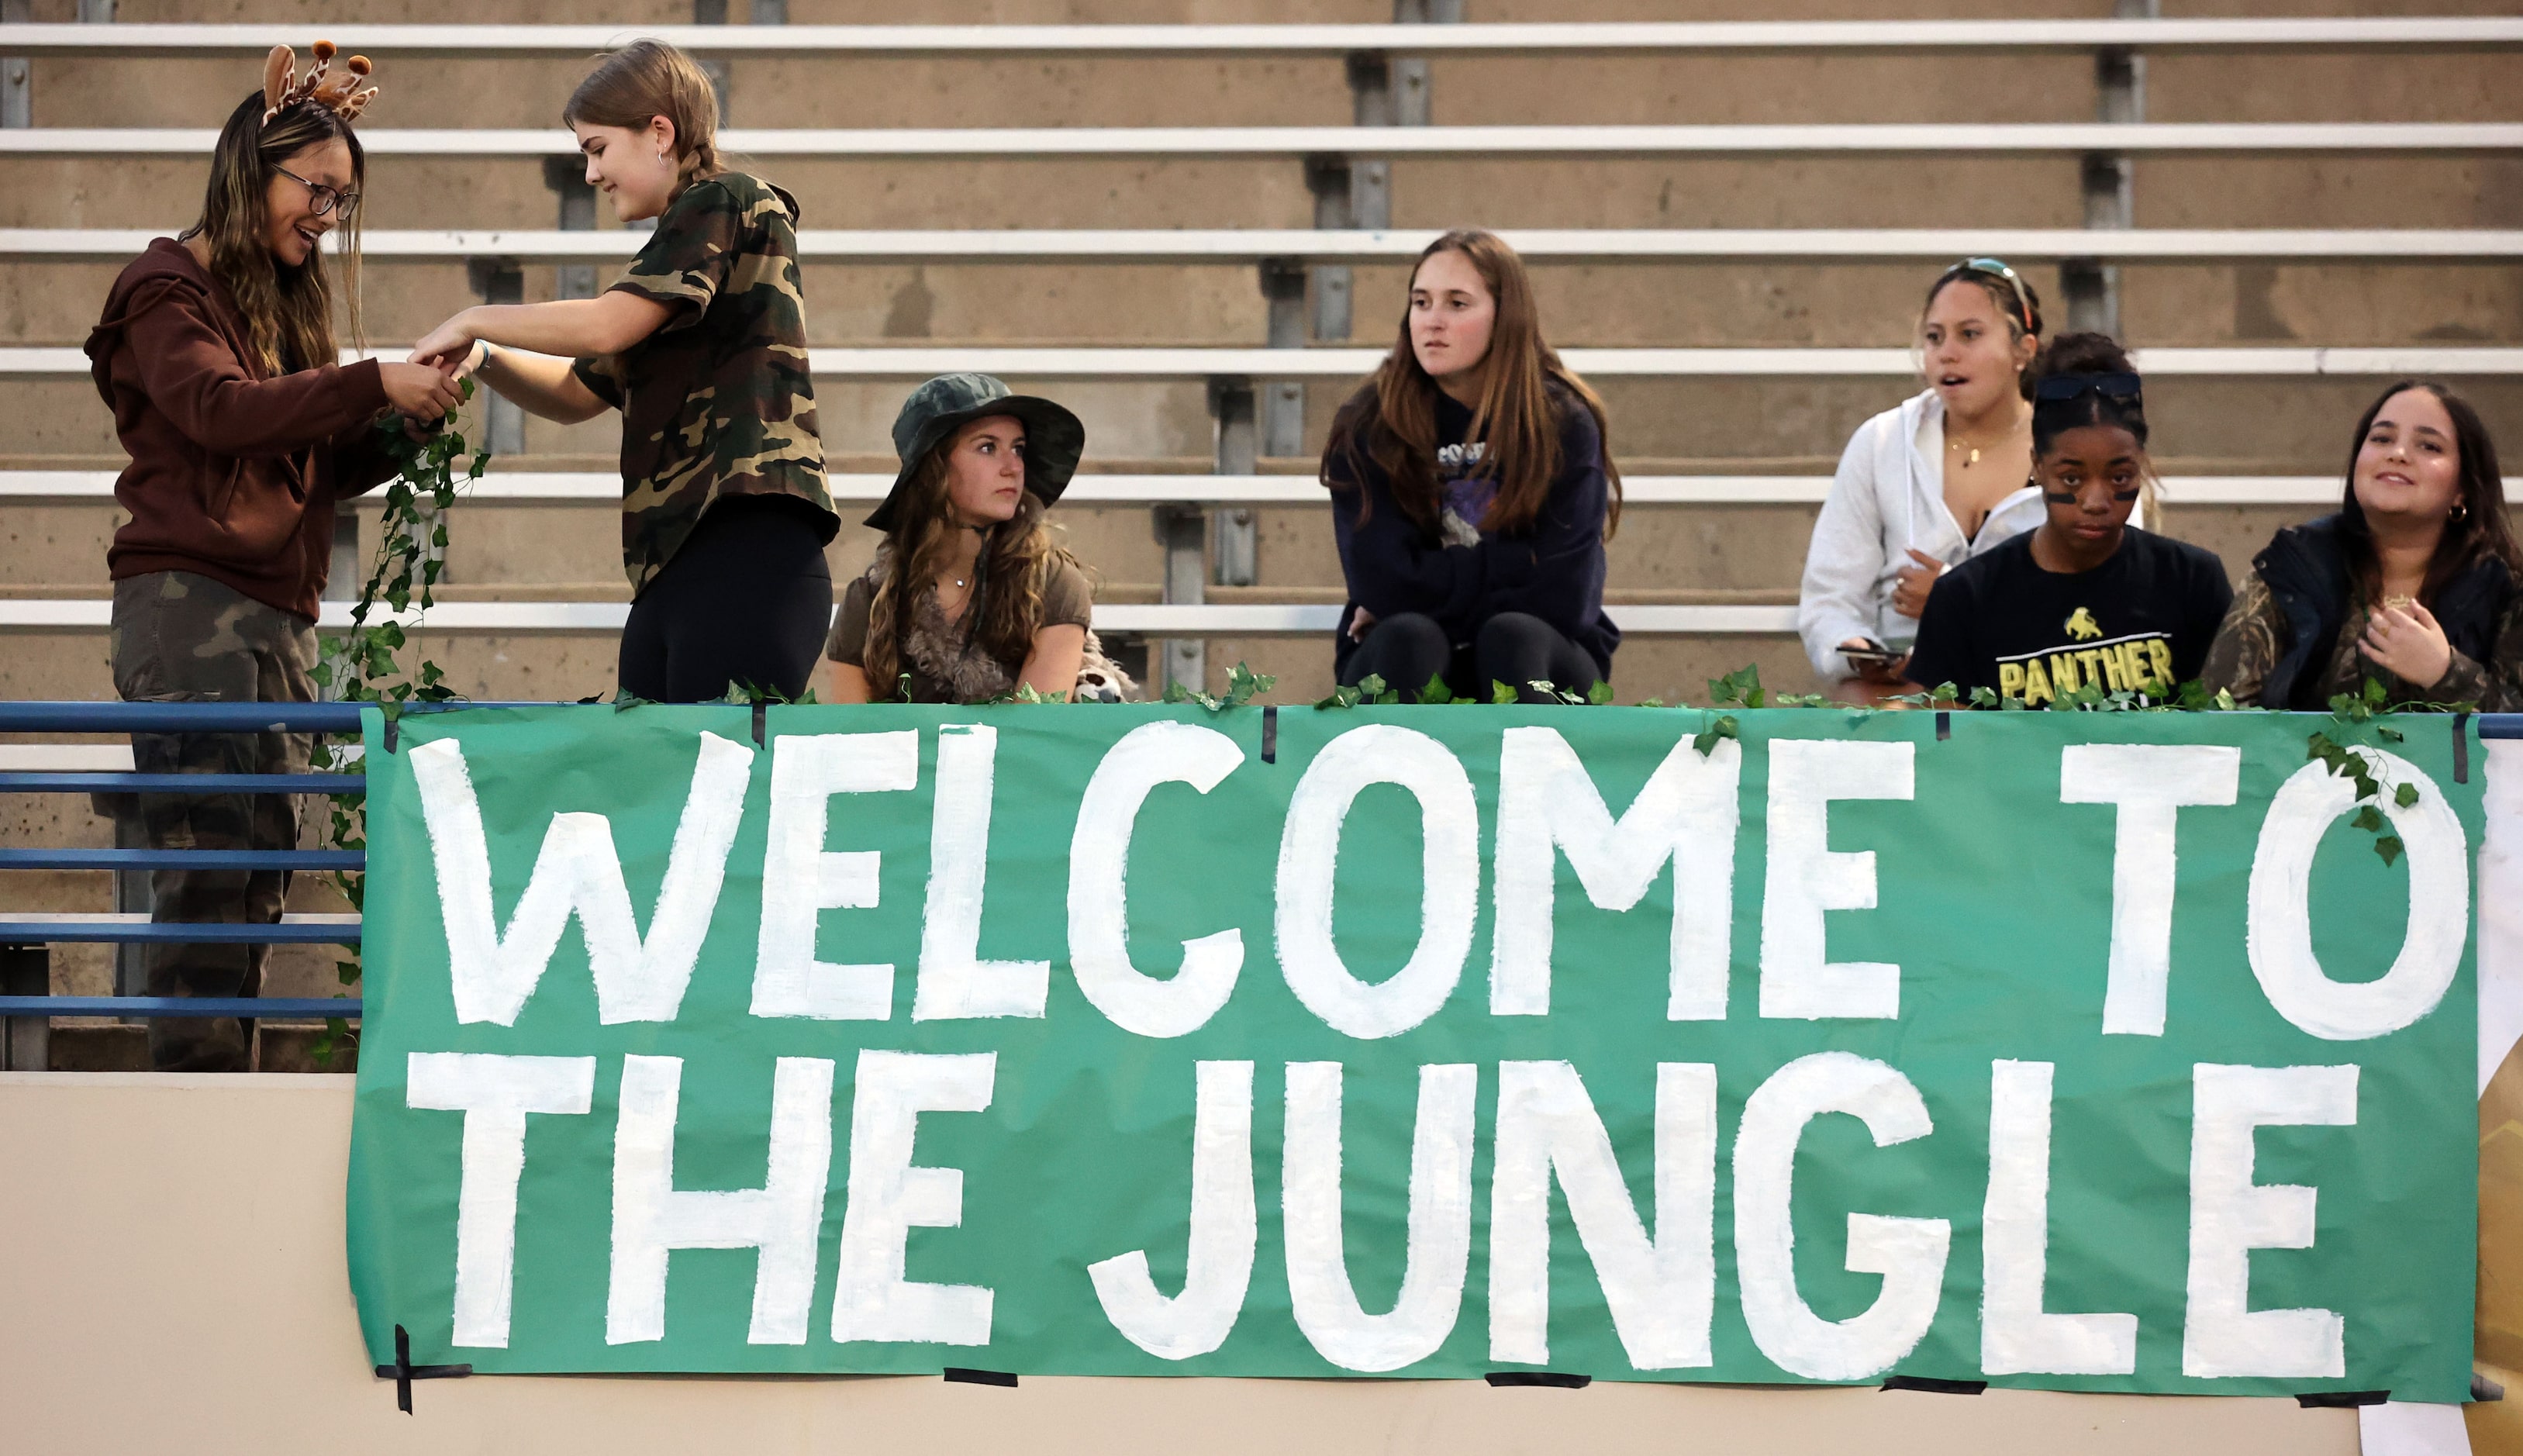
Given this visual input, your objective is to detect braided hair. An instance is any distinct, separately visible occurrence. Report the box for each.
[562,40,724,199]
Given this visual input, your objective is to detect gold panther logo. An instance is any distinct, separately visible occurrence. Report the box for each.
[2063,608,2103,641]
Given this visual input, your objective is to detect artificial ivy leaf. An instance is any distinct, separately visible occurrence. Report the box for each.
[2375,833,2406,868]
[1706,665,1764,709]
[1968,685,1999,709]
[2349,805,2386,833]
[1586,680,1615,706]
[2395,782,2420,809]
[1491,680,1518,705]
[1417,674,1455,705]
[1224,661,1278,706]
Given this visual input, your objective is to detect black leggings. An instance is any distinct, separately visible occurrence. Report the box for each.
[1340,611,1605,704]
[620,495,832,703]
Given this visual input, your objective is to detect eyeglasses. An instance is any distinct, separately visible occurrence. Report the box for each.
[1943,256,2035,335]
[273,164,361,222]
[2035,371,2144,403]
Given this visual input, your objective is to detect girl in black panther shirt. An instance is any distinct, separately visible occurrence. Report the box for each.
[1906,335,2231,706]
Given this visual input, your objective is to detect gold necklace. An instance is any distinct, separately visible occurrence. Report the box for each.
[1945,410,2025,469]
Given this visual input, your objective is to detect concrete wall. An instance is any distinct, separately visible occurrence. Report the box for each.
[0,1070,2369,1456]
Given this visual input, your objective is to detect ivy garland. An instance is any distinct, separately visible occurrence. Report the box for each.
[306,388,489,1062]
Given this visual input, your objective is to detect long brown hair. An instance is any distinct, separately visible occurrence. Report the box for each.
[861,439,1082,696]
[183,91,364,376]
[2337,380,2520,605]
[1322,228,1620,538]
[562,40,724,199]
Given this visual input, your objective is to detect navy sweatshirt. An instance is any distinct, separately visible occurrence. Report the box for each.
[1325,386,1619,678]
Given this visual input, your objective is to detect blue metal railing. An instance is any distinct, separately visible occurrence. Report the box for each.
[3,700,2520,1066]
[0,701,552,1059]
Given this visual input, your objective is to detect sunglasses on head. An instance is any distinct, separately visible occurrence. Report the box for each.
[1944,257,2035,335]
[2035,371,2143,403]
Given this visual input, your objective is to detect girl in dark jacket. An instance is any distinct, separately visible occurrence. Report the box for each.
[1320,229,1621,703]
[2204,381,2521,710]
[85,46,458,1070]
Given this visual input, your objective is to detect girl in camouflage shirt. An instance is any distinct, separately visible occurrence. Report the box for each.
[410,40,839,702]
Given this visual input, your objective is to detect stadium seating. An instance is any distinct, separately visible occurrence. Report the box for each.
[3,5,2518,1021]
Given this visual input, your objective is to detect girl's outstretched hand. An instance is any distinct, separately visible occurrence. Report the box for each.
[409,311,478,372]
[379,362,463,423]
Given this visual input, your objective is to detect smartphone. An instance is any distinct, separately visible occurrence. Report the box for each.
[1840,640,1905,670]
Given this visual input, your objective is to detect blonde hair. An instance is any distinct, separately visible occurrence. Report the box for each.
[563,40,723,197]
[183,91,364,376]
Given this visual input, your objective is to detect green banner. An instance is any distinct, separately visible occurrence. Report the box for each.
[347,704,2480,1398]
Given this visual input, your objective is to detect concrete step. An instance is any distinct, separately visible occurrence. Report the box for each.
[11,255,2518,351]
[12,36,2515,129]
[0,486,2339,599]
[6,150,2511,233]
[6,374,2518,474]
[0,612,1815,712]
[28,1023,358,1075]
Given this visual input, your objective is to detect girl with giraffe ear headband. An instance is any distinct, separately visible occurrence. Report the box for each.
[81,43,457,1071]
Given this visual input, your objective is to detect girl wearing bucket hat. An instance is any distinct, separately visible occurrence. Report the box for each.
[824,374,1134,703]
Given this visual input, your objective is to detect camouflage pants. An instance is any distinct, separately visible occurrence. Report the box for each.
[109,572,315,1072]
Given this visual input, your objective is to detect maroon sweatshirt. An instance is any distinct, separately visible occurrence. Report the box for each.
[85,237,398,622]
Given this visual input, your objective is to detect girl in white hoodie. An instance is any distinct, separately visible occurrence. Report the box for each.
[1796,259,2046,692]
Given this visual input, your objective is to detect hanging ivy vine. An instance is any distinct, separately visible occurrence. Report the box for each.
[305,388,487,1062]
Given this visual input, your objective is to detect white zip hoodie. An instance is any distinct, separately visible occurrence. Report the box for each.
[1795,388,2045,680]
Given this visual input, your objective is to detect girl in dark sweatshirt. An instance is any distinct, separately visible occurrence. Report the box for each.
[83,47,457,1071]
[1321,229,1621,703]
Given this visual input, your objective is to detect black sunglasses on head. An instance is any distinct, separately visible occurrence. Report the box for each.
[2035,371,2143,403]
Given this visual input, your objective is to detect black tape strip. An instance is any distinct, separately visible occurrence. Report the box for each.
[1262,705,1278,764]
[1935,710,1951,742]
[2475,1372,2506,1403]
[2294,1390,2388,1409]
[1880,1375,1985,1396]
[752,699,768,748]
[381,712,399,755]
[372,1324,472,1414]
[2456,712,2473,785]
[944,1367,1019,1387]
[1485,1371,1590,1389]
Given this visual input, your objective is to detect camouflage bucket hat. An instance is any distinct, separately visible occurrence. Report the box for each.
[865,372,1087,533]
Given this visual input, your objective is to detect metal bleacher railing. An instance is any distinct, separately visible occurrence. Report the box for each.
[0,699,378,1071]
